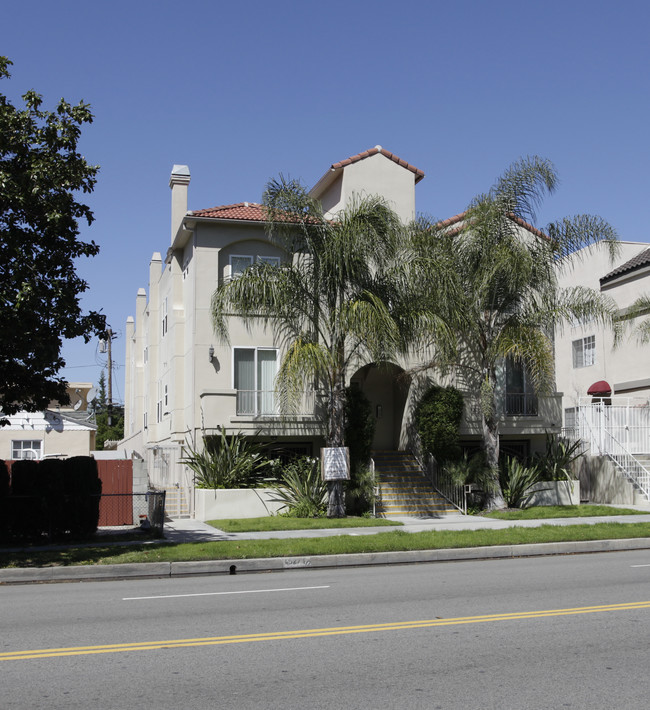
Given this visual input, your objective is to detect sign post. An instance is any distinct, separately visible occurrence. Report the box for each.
[321,447,350,481]
[321,447,349,517]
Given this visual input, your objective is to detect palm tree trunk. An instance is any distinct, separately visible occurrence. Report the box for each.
[326,373,346,517]
[481,415,505,510]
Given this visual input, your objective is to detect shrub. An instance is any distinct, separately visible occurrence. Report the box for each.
[344,386,375,471]
[269,457,327,517]
[64,456,102,537]
[345,465,377,516]
[343,387,377,515]
[183,430,267,489]
[415,386,464,462]
[0,459,9,498]
[534,433,582,481]
[499,457,548,509]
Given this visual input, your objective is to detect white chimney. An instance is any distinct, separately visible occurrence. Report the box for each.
[169,165,190,245]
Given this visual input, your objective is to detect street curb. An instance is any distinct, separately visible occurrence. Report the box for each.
[2,537,650,584]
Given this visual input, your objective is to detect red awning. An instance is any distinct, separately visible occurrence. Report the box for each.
[587,380,612,396]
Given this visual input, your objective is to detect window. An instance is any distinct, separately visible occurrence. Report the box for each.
[161,297,168,337]
[230,255,254,279]
[572,335,595,368]
[234,347,278,415]
[258,256,281,267]
[12,440,43,460]
[228,255,280,281]
[564,407,577,430]
[156,381,163,423]
[505,359,538,416]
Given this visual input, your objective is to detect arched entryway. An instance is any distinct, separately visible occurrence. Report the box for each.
[350,362,411,450]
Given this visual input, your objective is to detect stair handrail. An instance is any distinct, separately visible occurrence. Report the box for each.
[414,451,467,515]
[602,429,650,499]
[575,407,649,500]
[370,458,377,518]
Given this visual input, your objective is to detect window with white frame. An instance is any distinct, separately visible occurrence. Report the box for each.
[233,347,278,415]
[572,335,596,368]
[11,440,43,460]
[230,255,254,279]
[228,254,280,281]
[161,297,168,337]
[258,256,281,267]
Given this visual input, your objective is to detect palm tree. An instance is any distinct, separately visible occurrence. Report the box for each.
[211,177,405,516]
[625,295,650,343]
[405,156,619,507]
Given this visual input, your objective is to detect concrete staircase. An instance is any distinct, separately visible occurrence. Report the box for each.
[373,450,457,517]
[610,452,650,502]
[162,486,191,519]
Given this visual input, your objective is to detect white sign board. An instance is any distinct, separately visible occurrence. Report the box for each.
[321,447,350,481]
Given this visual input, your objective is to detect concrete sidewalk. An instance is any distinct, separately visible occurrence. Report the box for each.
[2,507,650,585]
[164,506,650,542]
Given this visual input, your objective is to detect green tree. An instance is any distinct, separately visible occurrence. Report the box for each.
[0,57,105,423]
[94,371,124,450]
[415,385,464,463]
[211,177,405,516]
[625,294,650,343]
[406,156,619,507]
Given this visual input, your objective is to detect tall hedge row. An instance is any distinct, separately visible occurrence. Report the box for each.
[0,456,102,542]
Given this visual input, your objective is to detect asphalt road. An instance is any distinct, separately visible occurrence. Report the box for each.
[2,551,650,709]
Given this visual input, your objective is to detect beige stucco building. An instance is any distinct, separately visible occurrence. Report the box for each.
[121,147,562,514]
[0,383,97,460]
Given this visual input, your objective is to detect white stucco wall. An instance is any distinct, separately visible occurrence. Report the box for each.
[555,241,650,417]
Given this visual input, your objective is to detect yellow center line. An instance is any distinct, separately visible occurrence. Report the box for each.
[3,601,649,661]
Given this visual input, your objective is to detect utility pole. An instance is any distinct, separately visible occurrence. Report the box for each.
[106,328,113,426]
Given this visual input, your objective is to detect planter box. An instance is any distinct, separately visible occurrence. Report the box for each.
[527,480,580,507]
[194,488,286,521]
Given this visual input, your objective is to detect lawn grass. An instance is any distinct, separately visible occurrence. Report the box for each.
[208,516,401,532]
[1,521,649,569]
[485,505,648,520]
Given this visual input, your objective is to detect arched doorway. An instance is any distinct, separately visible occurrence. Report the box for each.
[350,362,410,451]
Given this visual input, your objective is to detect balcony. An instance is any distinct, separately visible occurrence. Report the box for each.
[236,390,277,416]
[505,392,538,416]
[235,390,320,417]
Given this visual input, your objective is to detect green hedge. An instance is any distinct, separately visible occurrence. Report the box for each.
[0,456,102,542]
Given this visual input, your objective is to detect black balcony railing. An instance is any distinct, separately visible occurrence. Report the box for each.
[505,392,538,416]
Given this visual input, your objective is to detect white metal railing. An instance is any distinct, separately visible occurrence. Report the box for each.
[422,453,467,514]
[235,390,319,416]
[579,397,650,455]
[577,404,650,500]
[603,431,650,500]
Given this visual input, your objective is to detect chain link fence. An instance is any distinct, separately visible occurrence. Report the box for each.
[0,490,166,542]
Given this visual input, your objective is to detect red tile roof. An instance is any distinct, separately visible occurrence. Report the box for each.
[331,146,425,183]
[601,247,650,285]
[437,211,549,240]
[191,202,267,221]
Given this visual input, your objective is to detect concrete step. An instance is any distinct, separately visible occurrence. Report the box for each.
[373,450,457,516]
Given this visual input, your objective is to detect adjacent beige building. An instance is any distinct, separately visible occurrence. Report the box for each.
[0,383,97,460]
[121,147,562,515]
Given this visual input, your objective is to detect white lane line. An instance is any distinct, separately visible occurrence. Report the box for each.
[631,564,650,568]
[123,585,330,601]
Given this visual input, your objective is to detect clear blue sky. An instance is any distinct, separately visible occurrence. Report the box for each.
[3,0,649,403]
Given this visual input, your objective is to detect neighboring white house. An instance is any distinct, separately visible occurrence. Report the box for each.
[554,241,650,503]
[0,383,97,460]
[555,240,650,425]
[121,147,563,516]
